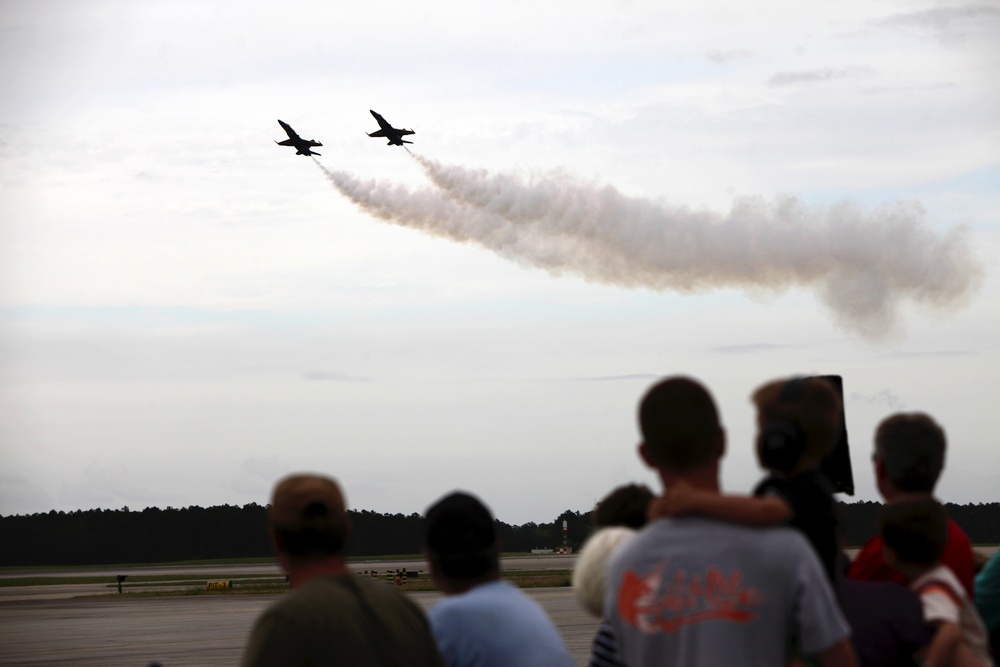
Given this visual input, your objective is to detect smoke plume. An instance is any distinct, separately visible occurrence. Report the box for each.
[315,157,981,339]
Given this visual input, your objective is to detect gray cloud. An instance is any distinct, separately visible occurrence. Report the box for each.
[575,373,662,382]
[875,5,1000,41]
[863,82,957,95]
[711,344,789,354]
[302,371,376,383]
[849,389,906,411]
[767,67,870,86]
[707,49,753,65]
[0,475,53,517]
[879,350,976,359]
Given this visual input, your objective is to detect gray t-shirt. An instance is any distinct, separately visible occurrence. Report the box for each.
[241,574,445,667]
[605,517,850,667]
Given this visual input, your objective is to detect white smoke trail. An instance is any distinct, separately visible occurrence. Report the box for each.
[315,157,981,339]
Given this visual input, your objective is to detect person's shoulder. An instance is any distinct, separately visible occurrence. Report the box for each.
[838,577,924,615]
[621,517,809,557]
[313,574,421,615]
[429,583,500,625]
[751,522,817,549]
[921,564,964,591]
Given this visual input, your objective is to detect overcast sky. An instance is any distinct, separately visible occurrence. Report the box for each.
[1,0,998,525]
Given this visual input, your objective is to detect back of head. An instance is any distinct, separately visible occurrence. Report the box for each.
[593,483,654,529]
[269,473,349,561]
[752,376,842,471]
[879,497,948,567]
[638,376,722,473]
[424,491,499,584]
[875,413,946,493]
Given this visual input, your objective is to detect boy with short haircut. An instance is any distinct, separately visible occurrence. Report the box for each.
[879,499,992,667]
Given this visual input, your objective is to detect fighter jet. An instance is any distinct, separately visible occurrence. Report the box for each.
[275,119,322,156]
[367,110,415,146]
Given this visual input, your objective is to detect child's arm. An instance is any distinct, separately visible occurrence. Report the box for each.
[649,480,793,526]
[916,620,961,667]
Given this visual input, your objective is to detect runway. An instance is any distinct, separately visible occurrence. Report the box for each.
[3,549,994,665]
[0,588,598,666]
[0,557,598,666]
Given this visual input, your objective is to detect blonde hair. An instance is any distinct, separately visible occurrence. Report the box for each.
[572,527,636,618]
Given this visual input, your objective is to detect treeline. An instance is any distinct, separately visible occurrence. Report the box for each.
[1,502,997,567]
[0,505,593,567]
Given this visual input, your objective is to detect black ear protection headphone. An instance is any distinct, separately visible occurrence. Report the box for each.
[758,378,807,473]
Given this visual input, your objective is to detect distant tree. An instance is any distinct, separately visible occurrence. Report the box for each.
[1,500,996,566]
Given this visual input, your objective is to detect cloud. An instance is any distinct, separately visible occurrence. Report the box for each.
[849,389,906,411]
[302,371,376,383]
[875,5,1000,42]
[0,475,54,517]
[575,373,662,382]
[711,344,789,354]
[229,456,289,499]
[767,67,870,86]
[879,350,976,359]
[706,49,753,65]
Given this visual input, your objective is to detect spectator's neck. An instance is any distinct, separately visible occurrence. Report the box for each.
[660,465,720,495]
[884,488,934,504]
[894,559,936,584]
[438,571,501,596]
[283,556,350,588]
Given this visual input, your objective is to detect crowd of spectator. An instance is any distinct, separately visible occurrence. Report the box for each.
[240,375,998,667]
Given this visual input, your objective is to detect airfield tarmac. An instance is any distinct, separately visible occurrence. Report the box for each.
[0,556,597,666]
[3,549,994,666]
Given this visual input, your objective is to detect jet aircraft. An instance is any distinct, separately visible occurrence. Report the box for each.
[275,120,322,156]
[367,110,415,146]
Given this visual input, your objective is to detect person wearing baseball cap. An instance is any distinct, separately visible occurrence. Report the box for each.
[241,473,445,667]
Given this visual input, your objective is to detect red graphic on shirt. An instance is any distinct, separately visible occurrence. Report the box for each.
[617,563,765,634]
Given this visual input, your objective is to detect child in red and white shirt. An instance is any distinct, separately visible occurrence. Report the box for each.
[880,499,993,667]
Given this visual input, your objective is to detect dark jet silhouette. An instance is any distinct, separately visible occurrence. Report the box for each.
[275,120,322,156]
[367,110,415,146]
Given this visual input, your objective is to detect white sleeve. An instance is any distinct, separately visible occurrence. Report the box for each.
[919,587,961,624]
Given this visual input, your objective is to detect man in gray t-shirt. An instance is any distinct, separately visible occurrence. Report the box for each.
[604,377,857,667]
